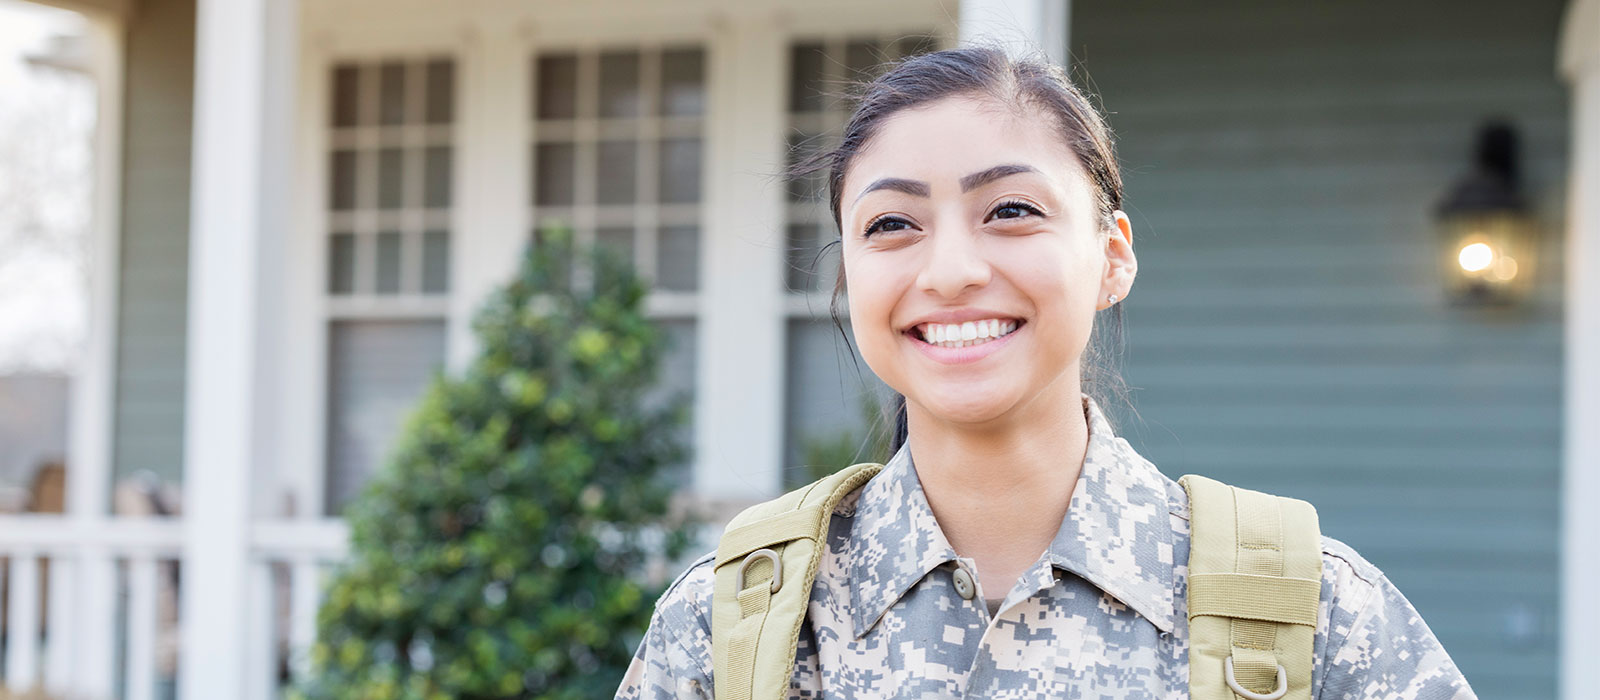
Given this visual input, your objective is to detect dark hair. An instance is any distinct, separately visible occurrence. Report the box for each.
[789,45,1132,457]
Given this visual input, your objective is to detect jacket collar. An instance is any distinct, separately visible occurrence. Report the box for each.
[846,394,1178,638]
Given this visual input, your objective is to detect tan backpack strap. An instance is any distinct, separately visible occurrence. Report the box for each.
[712,463,882,700]
[1180,475,1322,700]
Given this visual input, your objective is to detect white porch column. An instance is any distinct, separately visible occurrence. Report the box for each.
[1561,1,1600,698]
[697,12,788,502]
[180,0,295,695]
[957,0,1069,64]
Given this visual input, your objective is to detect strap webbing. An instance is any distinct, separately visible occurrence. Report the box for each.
[715,506,827,567]
[1229,486,1289,693]
[1187,573,1320,626]
[724,577,774,699]
[1181,474,1322,700]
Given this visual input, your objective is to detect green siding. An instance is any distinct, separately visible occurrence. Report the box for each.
[113,0,194,495]
[1073,2,1567,696]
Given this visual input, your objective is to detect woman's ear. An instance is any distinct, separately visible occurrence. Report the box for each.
[1101,210,1137,308]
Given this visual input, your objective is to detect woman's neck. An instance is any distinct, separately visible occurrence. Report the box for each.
[904,379,1090,599]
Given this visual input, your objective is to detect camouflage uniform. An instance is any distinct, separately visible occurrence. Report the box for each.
[616,395,1476,699]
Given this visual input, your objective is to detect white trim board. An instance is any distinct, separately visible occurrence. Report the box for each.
[1559,0,1600,696]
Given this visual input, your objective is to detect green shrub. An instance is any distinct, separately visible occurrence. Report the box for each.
[295,228,695,700]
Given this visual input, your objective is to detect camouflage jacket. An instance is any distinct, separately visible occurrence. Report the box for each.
[616,395,1476,699]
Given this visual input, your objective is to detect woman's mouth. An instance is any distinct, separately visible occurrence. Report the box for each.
[904,318,1025,365]
[909,318,1023,349]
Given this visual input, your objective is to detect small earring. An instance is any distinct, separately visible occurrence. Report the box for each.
[1107,294,1119,304]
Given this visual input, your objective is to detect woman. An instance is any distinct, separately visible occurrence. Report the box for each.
[616,47,1474,699]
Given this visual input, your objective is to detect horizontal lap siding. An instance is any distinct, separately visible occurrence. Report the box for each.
[1072,1,1567,696]
[113,0,194,495]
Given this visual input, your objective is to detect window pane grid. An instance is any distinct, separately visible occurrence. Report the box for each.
[325,57,454,302]
[529,46,704,295]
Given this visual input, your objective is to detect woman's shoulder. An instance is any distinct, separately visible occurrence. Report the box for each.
[1311,534,1474,697]
[616,552,718,699]
[1318,533,1385,603]
[650,549,718,641]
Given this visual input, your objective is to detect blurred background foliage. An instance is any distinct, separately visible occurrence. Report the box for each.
[293,227,695,700]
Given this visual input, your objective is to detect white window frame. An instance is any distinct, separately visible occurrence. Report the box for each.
[284,22,472,521]
[527,43,706,319]
[323,58,456,316]
[321,52,457,519]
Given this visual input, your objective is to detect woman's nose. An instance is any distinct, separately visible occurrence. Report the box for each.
[915,228,991,299]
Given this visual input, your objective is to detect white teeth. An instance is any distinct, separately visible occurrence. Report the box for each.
[917,318,1021,349]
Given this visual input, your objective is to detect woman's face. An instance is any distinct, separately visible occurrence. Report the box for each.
[839,95,1136,428]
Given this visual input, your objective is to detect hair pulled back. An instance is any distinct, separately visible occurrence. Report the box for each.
[789,45,1131,456]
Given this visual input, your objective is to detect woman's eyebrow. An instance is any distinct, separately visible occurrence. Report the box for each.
[853,164,1040,204]
[959,163,1038,192]
[855,177,930,202]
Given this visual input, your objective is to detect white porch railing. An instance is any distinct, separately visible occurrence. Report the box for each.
[0,515,348,700]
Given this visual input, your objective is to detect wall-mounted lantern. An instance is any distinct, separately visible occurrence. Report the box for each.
[1435,121,1539,306]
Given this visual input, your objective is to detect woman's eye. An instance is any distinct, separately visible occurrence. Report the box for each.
[865,216,913,236]
[989,201,1042,221]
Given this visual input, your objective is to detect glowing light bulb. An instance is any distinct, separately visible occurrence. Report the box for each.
[1458,242,1494,272]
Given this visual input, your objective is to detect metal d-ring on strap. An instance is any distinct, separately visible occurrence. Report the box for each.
[737,548,783,593]
[1225,657,1288,700]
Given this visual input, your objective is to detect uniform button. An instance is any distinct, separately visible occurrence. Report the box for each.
[951,567,976,600]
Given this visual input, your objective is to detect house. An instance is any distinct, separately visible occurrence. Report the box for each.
[1,0,1596,698]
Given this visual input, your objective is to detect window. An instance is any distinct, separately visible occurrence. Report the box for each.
[323,57,455,514]
[530,46,706,484]
[782,36,938,485]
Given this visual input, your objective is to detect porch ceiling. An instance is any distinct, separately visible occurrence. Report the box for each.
[304,0,956,43]
[22,0,132,19]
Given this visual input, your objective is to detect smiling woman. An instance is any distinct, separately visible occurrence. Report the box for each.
[616,46,1476,700]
